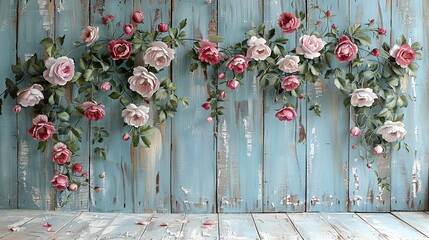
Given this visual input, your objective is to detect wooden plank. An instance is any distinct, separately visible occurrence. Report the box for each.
[358,213,428,239]
[287,213,341,239]
[263,0,306,213]
[1,211,79,240]
[390,0,429,211]
[218,214,260,239]
[216,0,264,213]
[181,214,219,239]
[0,210,41,238]
[306,0,350,212]
[171,0,217,213]
[0,0,18,209]
[50,212,117,239]
[252,213,301,239]
[392,212,429,237]
[16,0,56,210]
[140,214,185,239]
[320,213,386,239]
[97,213,153,239]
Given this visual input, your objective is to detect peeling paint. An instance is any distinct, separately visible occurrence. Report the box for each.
[352,167,359,191]
[56,0,65,13]
[243,116,253,157]
[411,159,421,198]
[37,0,54,32]
[280,195,300,206]
[314,78,325,97]
[19,140,29,188]
[181,186,191,195]
[221,196,243,207]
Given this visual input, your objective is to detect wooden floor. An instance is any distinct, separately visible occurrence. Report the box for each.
[0,210,428,239]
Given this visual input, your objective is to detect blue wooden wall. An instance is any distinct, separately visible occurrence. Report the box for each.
[0,0,428,213]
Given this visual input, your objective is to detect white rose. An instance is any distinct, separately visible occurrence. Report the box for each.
[376,121,407,142]
[80,26,99,46]
[121,104,150,127]
[128,66,160,98]
[350,88,378,107]
[277,55,300,73]
[296,35,326,59]
[17,84,44,107]
[43,56,75,86]
[246,36,271,61]
[143,41,175,70]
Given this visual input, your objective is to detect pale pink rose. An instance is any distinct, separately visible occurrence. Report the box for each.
[50,174,69,191]
[43,57,75,86]
[281,75,300,91]
[277,55,300,73]
[376,121,407,142]
[349,126,361,137]
[246,36,271,61]
[226,79,240,90]
[198,40,221,64]
[218,73,226,79]
[17,84,44,107]
[72,163,83,173]
[350,88,378,107]
[206,117,213,122]
[80,26,99,46]
[374,145,384,155]
[52,142,72,165]
[277,12,301,34]
[219,91,226,99]
[28,114,55,141]
[123,24,134,36]
[296,35,326,59]
[334,35,358,62]
[226,55,250,73]
[121,104,150,127]
[275,107,297,121]
[68,183,78,192]
[128,66,160,98]
[100,81,111,91]
[13,105,21,113]
[132,10,144,23]
[143,41,175,70]
[389,44,415,68]
[81,101,105,121]
[107,39,132,60]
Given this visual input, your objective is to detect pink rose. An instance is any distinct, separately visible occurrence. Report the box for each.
[202,102,211,110]
[277,12,301,34]
[123,24,134,36]
[43,57,75,86]
[68,183,78,192]
[378,27,387,36]
[28,114,55,141]
[218,73,226,79]
[158,23,168,32]
[80,26,99,46]
[325,10,333,18]
[349,126,361,137]
[334,35,358,62]
[389,44,415,68]
[198,40,221,64]
[219,91,226,99]
[281,75,300,91]
[107,39,132,60]
[246,36,271,61]
[143,41,175,70]
[100,81,111,91]
[81,101,105,121]
[122,133,131,141]
[206,117,213,123]
[275,107,297,121]
[17,84,44,107]
[371,48,380,57]
[128,66,160,98]
[13,105,21,113]
[296,35,326,59]
[52,142,72,165]
[226,55,249,74]
[277,55,300,73]
[132,10,144,23]
[72,163,83,173]
[226,79,240,90]
[121,104,150,127]
[374,145,384,155]
[50,174,69,191]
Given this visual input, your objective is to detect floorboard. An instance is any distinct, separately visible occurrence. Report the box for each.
[140,214,185,239]
[181,214,219,239]
[219,214,260,239]
[252,213,301,240]
[98,213,153,239]
[287,213,341,240]
[391,211,429,237]
[0,210,41,238]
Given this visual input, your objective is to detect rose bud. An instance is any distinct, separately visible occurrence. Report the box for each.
[13,105,21,113]
[367,163,372,169]
[99,172,105,178]
[349,126,361,137]
[226,79,240,90]
[219,91,226,99]
[374,145,384,155]
[352,145,357,150]
[123,24,134,36]
[325,10,333,18]
[132,10,144,23]
[316,21,322,26]
[371,48,380,57]
[218,72,226,79]
[108,14,114,19]
[206,117,213,122]
[202,102,211,110]
[299,94,305,99]
[72,163,83,173]
[68,183,78,192]
[94,186,101,192]
[102,16,109,24]
[331,24,337,29]
[81,172,88,177]
[100,81,111,91]
[122,133,131,141]
[378,27,387,36]
[370,19,375,24]
[157,23,168,32]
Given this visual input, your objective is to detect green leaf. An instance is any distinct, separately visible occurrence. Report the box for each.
[189,63,198,72]
[141,136,151,147]
[40,37,54,48]
[179,19,187,29]
[209,35,224,43]
[55,87,66,96]
[57,112,70,122]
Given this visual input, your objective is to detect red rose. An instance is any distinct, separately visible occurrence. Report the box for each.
[28,115,55,141]
[275,107,297,121]
[157,23,168,32]
[107,39,132,60]
[277,13,301,34]
[226,55,249,74]
[81,101,105,121]
[50,174,69,191]
[198,40,221,64]
[334,35,358,62]
[202,102,211,110]
[371,48,380,57]
[52,142,72,165]
[72,163,83,173]
[132,10,144,23]
[378,27,387,36]
[123,24,134,36]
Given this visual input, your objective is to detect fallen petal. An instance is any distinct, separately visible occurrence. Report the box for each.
[201,224,214,229]
[135,221,151,225]
[43,222,52,228]
[203,220,215,225]
[159,223,169,227]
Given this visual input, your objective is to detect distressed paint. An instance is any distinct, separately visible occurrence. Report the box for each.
[390,0,429,211]
[263,0,306,213]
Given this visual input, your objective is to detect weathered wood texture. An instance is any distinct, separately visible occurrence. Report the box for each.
[0,0,428,213]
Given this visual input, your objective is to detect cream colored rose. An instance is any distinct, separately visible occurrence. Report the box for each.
[80,26,99,46]
[128,66,160,98]
[43,57,75,86]
[143,41,175,70]
[376,121,407,142]
[277,55,300,73]
[296,35,326,59]
[121,104,150,127]
[350,88,378,107]
[17,84,44,107]
[246,36,271,61]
